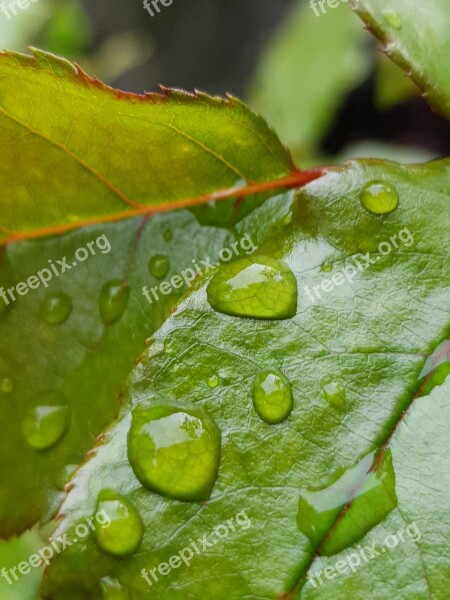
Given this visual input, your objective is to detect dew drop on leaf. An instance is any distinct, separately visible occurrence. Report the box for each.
[93,489,143,557]
[148,255,170,279]
[40,292,73,324]
[322,382,346,412]
[206,256,297,320]
[360,181,399,215]
[320,262,332,273]
[207,374,220,388]
[163,229,173,242]
[382,9,403,29]
[99,280,129,325]
[127,405,221,502]
[297,449,398,556]
[22,393,70,450]
[281,212,293,226]
[253,368,293,424]
[100,576,129,600]
[0,376,14,394]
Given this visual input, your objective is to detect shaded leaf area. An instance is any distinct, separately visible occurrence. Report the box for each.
[0,210,249,537]
[249,1,372,161]
[41,160,450,599]
[0,49,294,242]
[355,0,450,120]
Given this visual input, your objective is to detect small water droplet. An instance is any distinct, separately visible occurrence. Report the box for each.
[253,368,293,424]
[99,280,129,325]
[207,374,220,388]
[41,292,72,324]
[93,489,143,557]
[23,393,70,450]
[0,377,14,394]
[297,450,397,555]
[322,382,346,412]
[149,255,170,279]
[382,9,402,29]
[100,576,129,600]
[360,181,399,215]
[320,262,332,273]
[163,229,173,242]
[127,405,221,501]
[206,256,297,320]
[281,212,293,226]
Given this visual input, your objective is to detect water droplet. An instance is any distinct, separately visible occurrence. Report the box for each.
[360,181,399,215]
[322,382,346,412]
[149,255,170,279]
[207,374,220,388]
[281,212,293,226]
[163,229,173,242]
[99,280,129,325]
[0,377,14,394]
[41,292,72,324]
[382,9,402,29]
[93,489,143,557]
[253,368,293,424]
[297,450,397,556]
[320,262,332,273]
[100,577,129,600]
[206,256,297,320]
[23,393,70,450]
[128,405,221,501]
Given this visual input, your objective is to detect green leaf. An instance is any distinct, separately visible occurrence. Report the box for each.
[355,0,450,120]
[40,159,450,599]
[0,49,294,244]
[0,213,261,537]
[249,1,372,161]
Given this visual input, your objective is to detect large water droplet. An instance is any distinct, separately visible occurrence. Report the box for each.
[206,256,297,320]
[382,9,402,29]
[99,280,129,325]
[149,255,170,279]
[0,377,14,394]
[127,405,221,502]
[41,292,72,324]
[322,382,346,412]
[100,577,129,600]
[297,450,397,556]
[23,393,70,450]
[253,368,293,424]
[93,489,143,557]
[360,181,399,215]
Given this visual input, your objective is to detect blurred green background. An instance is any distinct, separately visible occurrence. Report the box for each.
[0,1,449,598]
